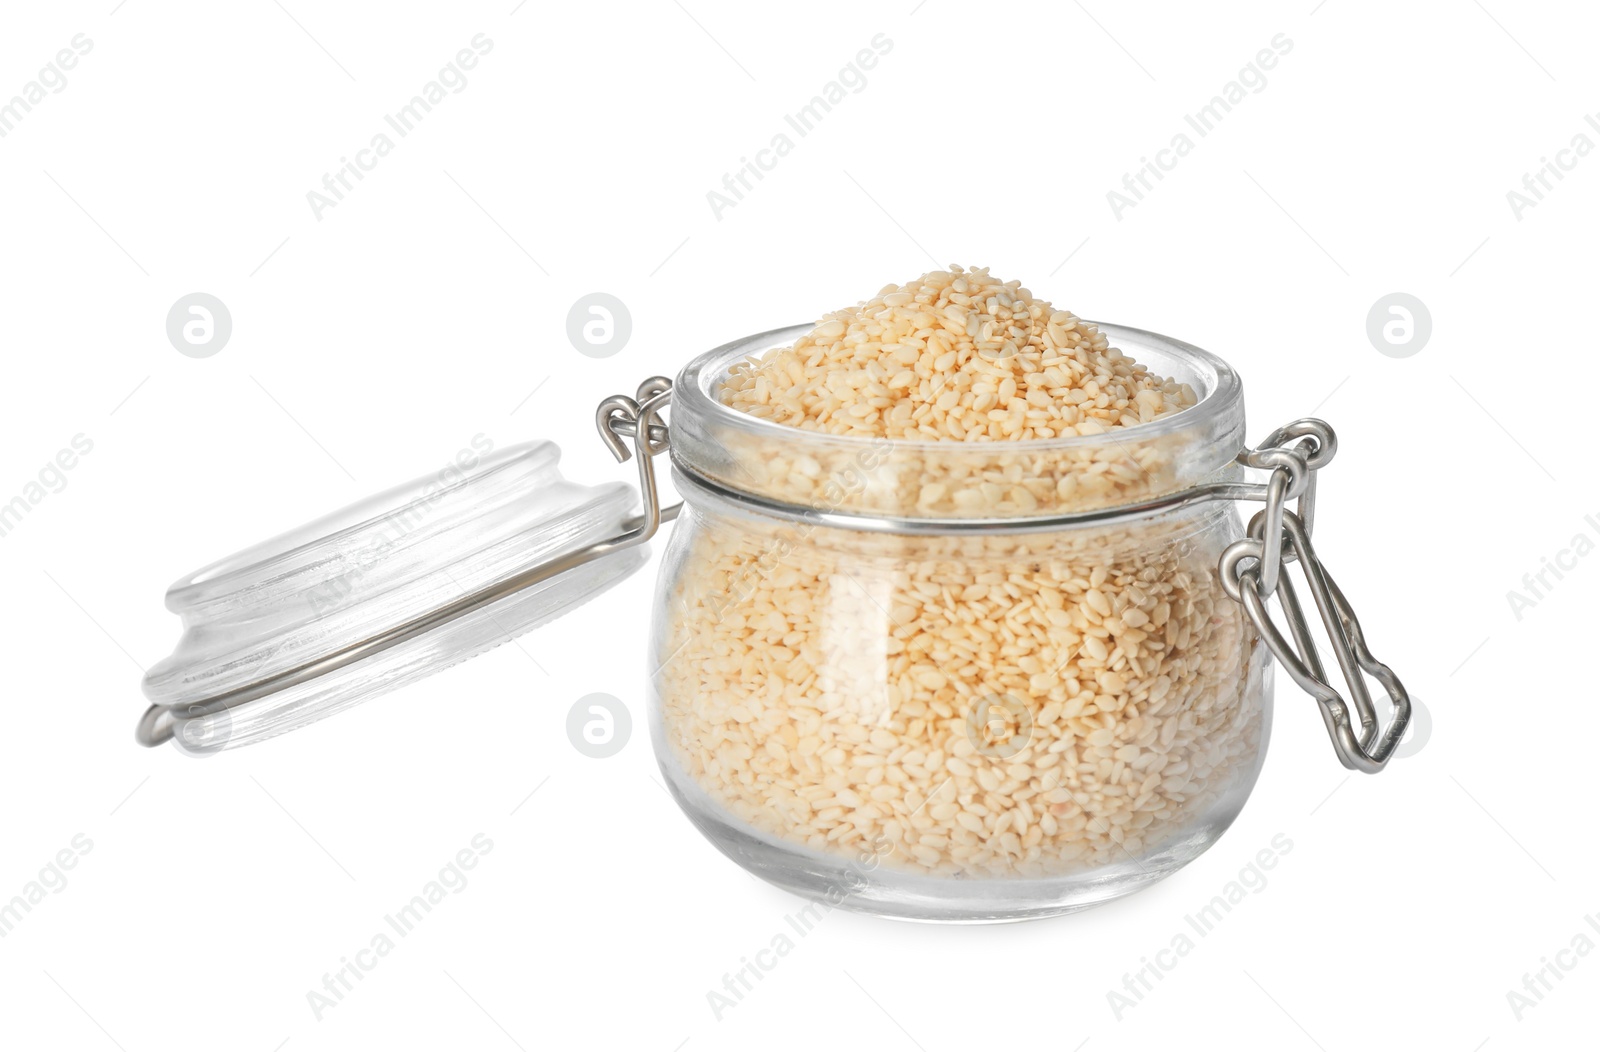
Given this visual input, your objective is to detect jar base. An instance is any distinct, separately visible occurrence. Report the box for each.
[659,757,1247,924]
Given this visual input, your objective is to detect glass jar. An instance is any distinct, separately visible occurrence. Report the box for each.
[136,321,1408,924]
[650,323,1268,921]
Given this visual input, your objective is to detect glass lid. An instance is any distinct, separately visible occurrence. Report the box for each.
[138,439,651,754]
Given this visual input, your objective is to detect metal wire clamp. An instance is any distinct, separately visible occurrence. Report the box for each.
[1218,421,1410,773]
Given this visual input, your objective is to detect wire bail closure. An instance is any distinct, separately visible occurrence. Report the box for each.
[595,376,680,527]
[1218,419,1410,773]
[139,372,1409,775]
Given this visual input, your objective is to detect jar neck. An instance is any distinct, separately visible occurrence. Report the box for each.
[668,322,1247,527]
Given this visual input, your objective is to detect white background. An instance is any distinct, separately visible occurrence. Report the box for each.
[1,0,1594,1048]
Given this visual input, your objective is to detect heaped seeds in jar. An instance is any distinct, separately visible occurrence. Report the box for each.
[655,266,1261,880]
[719,265,1195,443]
[710,266,1204,518]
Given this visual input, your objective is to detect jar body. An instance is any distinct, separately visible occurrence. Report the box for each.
[649,488,1271,922]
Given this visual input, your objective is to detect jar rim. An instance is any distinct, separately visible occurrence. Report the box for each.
[667,321,1250,524]
[673,320,1244,456]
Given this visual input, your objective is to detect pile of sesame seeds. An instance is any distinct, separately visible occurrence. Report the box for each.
[720,265,1196,443]
[698,266,1205,518]
[654,267,1262,882]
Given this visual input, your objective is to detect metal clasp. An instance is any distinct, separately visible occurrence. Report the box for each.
[1218,419,1410,773]
[595,376,679,533]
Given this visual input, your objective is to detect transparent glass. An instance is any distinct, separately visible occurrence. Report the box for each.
[649,323,1271,921]
[143,441,645,753]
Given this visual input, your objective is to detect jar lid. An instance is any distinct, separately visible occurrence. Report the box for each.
[138,439,650,754]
